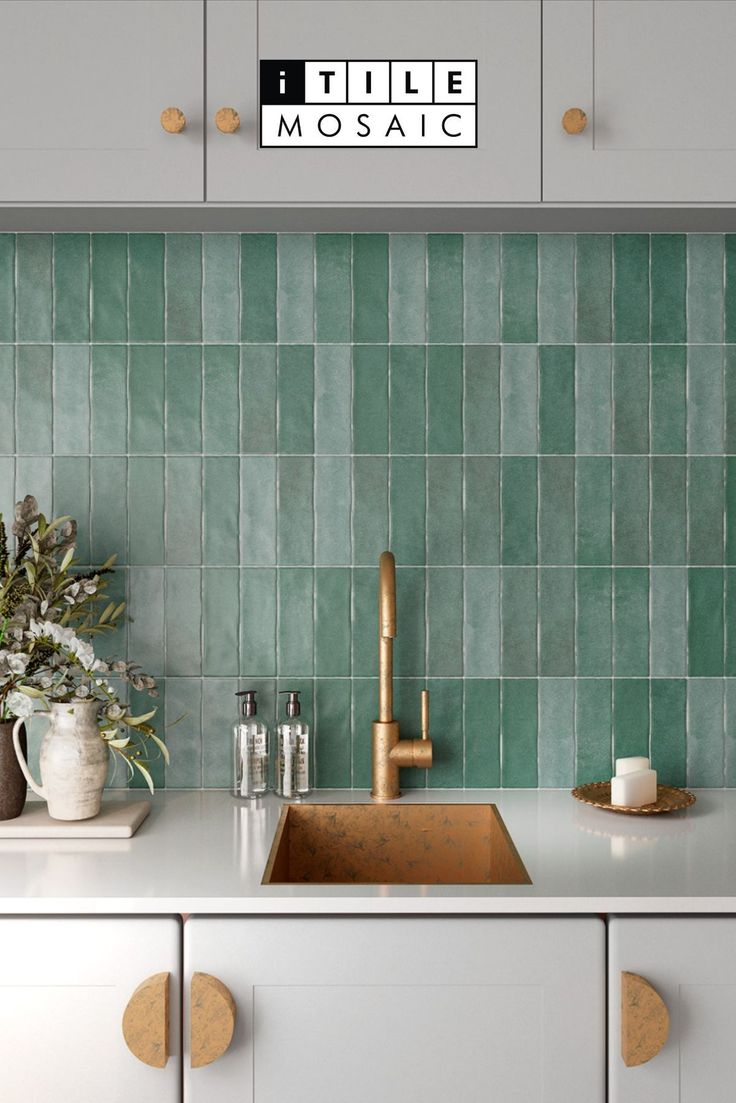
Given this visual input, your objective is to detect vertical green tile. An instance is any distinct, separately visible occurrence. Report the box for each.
[53,456,90,562]
[278,344,314,453]
[576,568,612,676]
[241,234,277,341]
[688,457,723,564]
[539,345,574,453]
[539,457,574,564]
[91,234,126,342]
[576,457,612,565]
[166,456,202,564]
[91,345,127,454]
[426,568,463,676]
[613,679,649,761]
[651,346,686,453]
[427,234,463,342]
[0,347,14,452]
[613,234,649,342]
[688,568,724,675]
[202,677,238,786]
[726,681,736,786]
[727,235,736,341]
[427,680,463,788]
[688,346,723,453]
[427,345,462,453]
[89,458,127,564]
[277,234,314,342]
[613,456,649,564]
[464,568,500,677]
[537,234,574,343]
[650,566,687,676]
[687,680,724,786]
[15,456,51,518]
[650,679,687,786]
[463,234,500,343]
[53,345,89,454]
[352,456,388,565]
[351,678,375,787]
[613,345,649,453]
[727,457,736,564]
[315,345,350,453]
[500,234,537,342]
[53,234,89,342]
[539,567,574,676]
[129,234,164,341]
[725,569,736,674]
[203,568,239,675]
[0,235,15,341]
[315,680,352,787]
[241,345,276,453]
[501,679,538,787]
[203,346,239,454]
[427,457,462,565]
[202,234,239,343]
[17,234,52,342]
[687,234,724,343]
[575,679,612,783]
[651,234,686,343]
[128,567,164,677]
[613,568,649,675]
[464,680,500,787]
[501,456,537,565]
[128,457,164,565]
[651,457,686,564]
[464,457,500,566]
[501,567,537,676]
[352,234,388,342]
[501,345,537,453]
[130,677,166,790]
[352,345,388,452]
[390,456,425,564]
[240,457,276,566]
[277,456,313,565]
[315,568,351,676]
[164,678,202,787]
[0,457,15,530]
[204,457,239,564]
[16,345,52,453]
[165,234,202,342]
[315,456,351,565]
[166,345,201,453]
[726,348,736,452]
[576,234,612,343]
[277,568,314,676]
[464,346,500,453]
[128,345,164,454]
[316,234,351,342]
[538,678,574,787]
[395,567,425,677]
[392,678,427,789]
[240,568,277,676]
[389,345,425,454]
[575,346,612,454]
[165,568,202,675]
[389,234,426,344]
[351,568,377,677]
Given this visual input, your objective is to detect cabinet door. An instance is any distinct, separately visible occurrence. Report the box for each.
[543,0,736,202]
[185,916,604,1102]
[0,916,181,1103]
[610,917,736,1102]
[207,0,540,203]
[0,1,203,202]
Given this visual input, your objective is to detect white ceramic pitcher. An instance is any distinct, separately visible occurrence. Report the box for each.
[13,701,108,821]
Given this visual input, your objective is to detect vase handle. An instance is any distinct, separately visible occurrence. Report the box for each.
[12,714,48,800]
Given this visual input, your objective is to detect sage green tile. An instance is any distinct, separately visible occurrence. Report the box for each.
[464,346,500,453]
[389,345,425,454]
[688,457,723,564]
[651,234,686,343]
[241,345,276,453]
[240,569,277,676]
[0,235,14,341]
[204,457,239,564]
[202,677,239,786]
[0,347,14,451]
[203,346,239,454]
[395,567,425,677]
[202,569,239,676]
[315,568,351,676]
[687,234,724,342]
[390,456,425,564]
[315,345,350,453]
[501,345,537,453]
[164,678,202,788]
[501,456,537,565]
[427,567,463,676]
[89,458,127,564]
[688,568,724,675]
[539,457,574,564]
[501,567,537,676]
[576,457,612,565]
[650,567,687,676]
[315,680,351,787]
[202,234,239,343]
[166,345,201,453]
[15,456,51,520]
[352,234,388,343]
[427,680,463,788]
[315,456,351,564]
[687,680,724,786]
[726,681,736,786]
[352,345,388,452]
[575,235,611,343]
[53,345,89,454]
[464,567,500,677]
[388,234,425,344]
[164,568,202,676]
[277,234,314,342]
[129,234,164,341]
[500,235,537,343]
[91,234,127,342]
[727,235,736,341]
[464,680,500,787]
[464,457,500,566]
[351,678,375,788]
[501,679,538,787]
[650,679,687,786]
[427,456,462,564]
[278,344,314,453]
[351,568,377,677]
[17,234,52,342]
[651,346,686,453]
[427,345,462,453]
[427,234,463,342]
[576,567,612,676]
[726,569,736,675]
[575,679,612,783]
[726,348,736,451]
[240,457,276,565]
[688,346,724,453]
[352,456,388,565]
[165,234,202,342]
[613,679,649,761]
[613,456,649,564]
[53,234,89,342]
[539,567,574,676]
[538,234,574,343]
[463,234,500,343]
[277,568,314,676]
[128,457,164,565]
[52,456,90,562]
[613,345,649,453]
[165,456,202,565]
[127,567,165,677]
[613,234,649,342]
[91,345,126,454]
[727,458,736,564]
[129,676,166,790]
[128,345,164,454]
[277,456,313,565]
[0,458,15,535]
[16,345,52,453]
[538,678,574,787]
[613,567,649,675]
[316,234,351,342]
[539,345,574,454]
[575,346,612,454]
[651,457,686,564]
[241,234,276,341]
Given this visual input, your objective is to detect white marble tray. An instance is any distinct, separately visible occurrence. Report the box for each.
[0,800,150,838]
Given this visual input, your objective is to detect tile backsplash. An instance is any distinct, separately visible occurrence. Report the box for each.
[2,231,736,789]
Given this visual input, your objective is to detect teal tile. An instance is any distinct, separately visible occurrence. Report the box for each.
[613,568,649,675]
[352,457,388,565]
[128,457,164,565]
[576,457,612,565]
[651,346,686,453]
[426,568,463,676]
[727,235,736,341]
[165,568,202,675]
[688,457,723,564]
[166,345,201,453]
[165,234,202,342]
[0,235,14,341]
[53,345,89,454]
[613,234,649,342]
[202,677,239,787]
[389,234,426,343]
[128,345,164,454]
[576,235,612,343]
[724,570,736,675]
[688,568,724,675]
[539,457,574,564]
[202,234,239,343]
[166,457,202,565]
[501,679,537,787]
[352,234,388,342]
[16,345,52,453]
[687,680,724,786]
[240,569,277,676]
[164,678,202,787]
[576,567,612,676]
[52,456,90,561]
[726,348,736,452]
[277,568,314,676]
[0,347,14,451]
[575,679,612,783]
[426,680,463,788]
[91,346,126,454]
[651,457,686,564]
[351,679,375,788]
[390,456,425,564]
[427,457,462,564]
[427,345,462,453]
[315,456,351,565]
[15,457,51,522]
[501,345,537,453]
[613,456,649,564]
[464,568,500,676]
[651,234,686,343]
[687,346,723,453]
[277,456,313,564]
[464,346,500,453]
[463,680,500,787]
[203,346,239,454]
[17,234,52,342]
[500,235,537,343]
[501,567,537,675]
[538,234,574,343]
[278,344,314,453]
[241,345,276,453]
[315,345,350,453]
[53,234,89,342]
[351,568,377,677]
[613,679,649,761]
[240,457,276,565]
[315,569,351,676]
[539,567,574,676]
[241,234,277,342]
[91,234,126,342]
[277,234,314,342]
[352,345,388,452]
[463,234,500,343]
[538,678,574,787]
[316,234,351,342]
[427,234,463,342]
[727,457,736,564]
[501,456,537,565]
[0,457,14,530]
[539,345,574,453]
[90,458,127,564]
[315,680,352,787]
[129,234,164,341]
[575,346,612,454]
[395,567,425,677]
[687,234,723,343]
[95,568,127,677]
[389,345,425,454]
[127,567,165,677]
[727,681,736,785]
[464,457,500,566]
[613,345,648,453]
[203,569,239,676]
[204,457,239,564]
[650,679,687,786]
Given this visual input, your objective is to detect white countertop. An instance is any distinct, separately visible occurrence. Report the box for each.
[0,788,733,915]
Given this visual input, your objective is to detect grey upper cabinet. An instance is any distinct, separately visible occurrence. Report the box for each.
[0,0,203,203]
[543,0,736,203]
[207,0,541,204]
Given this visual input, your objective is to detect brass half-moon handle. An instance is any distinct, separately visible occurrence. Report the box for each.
[123,972,170,1068]
[161,107,187,133]
[215,107,241,133]
[562,107,588,134]
[191,972,237,1068]
[621,971,670,1067]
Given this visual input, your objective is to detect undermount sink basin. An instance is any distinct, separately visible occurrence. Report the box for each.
[262,803,531,885]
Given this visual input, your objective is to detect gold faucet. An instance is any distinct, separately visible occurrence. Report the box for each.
[371,551,433,801]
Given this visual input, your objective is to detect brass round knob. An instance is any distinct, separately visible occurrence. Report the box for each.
[215,107,241,134]
[562,107,588,134]
[160,107,187,134]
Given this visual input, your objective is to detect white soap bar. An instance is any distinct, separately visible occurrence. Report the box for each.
[610,769,657,808]
[615,756,650,777]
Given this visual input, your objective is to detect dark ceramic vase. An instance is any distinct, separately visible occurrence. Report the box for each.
[0,720,27,820]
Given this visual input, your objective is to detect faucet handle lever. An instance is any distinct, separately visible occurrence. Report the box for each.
[421,689,430,741]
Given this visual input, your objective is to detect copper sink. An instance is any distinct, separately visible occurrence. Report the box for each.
[262,803,531,885]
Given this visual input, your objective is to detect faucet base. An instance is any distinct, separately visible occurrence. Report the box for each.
[371,720,400,801]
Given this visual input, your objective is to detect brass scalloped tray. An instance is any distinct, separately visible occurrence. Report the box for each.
[572,782,696,815]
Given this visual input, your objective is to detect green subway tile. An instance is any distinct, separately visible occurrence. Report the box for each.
[129,234,164,341]
[203,346,239,453]
[395,567,425,677]
[688,567,724,676]
[539,567,574,676]
[128,567,164,677]
[727,348,736,452]
[650,567,687,676]
[315,569,351,677]
[315,680,351,787]
[501,345,537,453]
[464,346,500,453]
[463,234,500,343]
[277,456,314,565]
[202,234,239,343]
[501,567,537,676]
[688,457,723,564]
[315,456,351,565]
[351,568,377,677]
[129,677,165,790]
[315,345,350,453]
[392,678,427,788]
[651,679,687,786]
[538,678,574,787]
[17,234,52,342]
[651,457,686,564]
[575,679,612,783]
[53,345,89,454]
[651,346,686,453]
[241,234,276,341]
[166,345,201,453]
[277,234,314,342]
[203,569,239,675]
[576,457,612,565]
[389,345,425,454]
[390,456,425,564]
[16,345,52,453]
[166,457,202,565]
[277,568,314,676]
[613,679,649,761]
[240,457,276,565]
[352,234,388,342]
[688,346,723,453]
[687,234,724,343]
[464,567,500,677]
[165,568,202,676]
[241,345,276,453]
[727,235,736,341]
[427,680,463,788]
[575,346,612,454]
[464,680,500,787]
[427,456,462,564]
[53,234,89,342]
[728,570,736,675]
[389,234,426,343]
[352,457,388,565]
[727,681,736,786]
[351,678,375,787]
[240,569,277,676]
[278,344,314,453]
[651,234,686,343]
[613,234,649,342]
[576,234,612,343]
[128,457,164,565]
[501,679,538,787]
[202,677,238,787]
[316,234,351,342]
[91,234,126,342]
[164,678,202,787]
[0,347,14,451]
[427,345,462,453]
[501,456,537,565]
[687,680,724,786]
[728,458,736,564]
[89,458,127,564]
[352,345,388,452]
[204,457,239,564]
[0,235,14,341]
[426,568,463,676]
[165,234,202,342]
[98,568,128,671]
[91,345,126,454]
[464,457,500,566]
[0,458,14,526]
[613,345,649,453]
[539,457,574,564]
[613,567,649,675]
[53,457,90,562]
[16,456,51,518]
[128,345,164,454]
[613,456,649,564]
[500,234,537,343]
[576,568,612,676]
[427,234,463,342]
[539,345,574,454]
[538,234,574,343]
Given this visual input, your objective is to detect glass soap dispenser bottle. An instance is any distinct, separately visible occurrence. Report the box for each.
[275,690,310,799]
[233,690,270,799]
